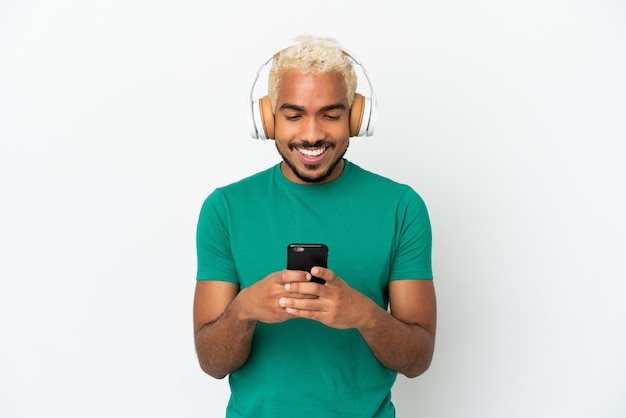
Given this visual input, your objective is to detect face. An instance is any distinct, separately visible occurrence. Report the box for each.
[273,69,351,184]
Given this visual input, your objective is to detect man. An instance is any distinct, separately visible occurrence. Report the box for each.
[193,34,436,417]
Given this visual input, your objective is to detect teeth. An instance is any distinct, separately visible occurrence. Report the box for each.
[297,147,326,156]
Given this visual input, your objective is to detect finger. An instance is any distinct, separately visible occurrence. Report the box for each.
[284,307,322,320]
[310,267,336,284]
[284,281,322,295]
[280,269,309,284]
[279,296,324,312]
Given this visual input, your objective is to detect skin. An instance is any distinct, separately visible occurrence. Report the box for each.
[193,69,437,380]
[273,69,351,184]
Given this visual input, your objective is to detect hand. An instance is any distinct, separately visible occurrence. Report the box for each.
[278,267,376,330]
[237,269,317,324]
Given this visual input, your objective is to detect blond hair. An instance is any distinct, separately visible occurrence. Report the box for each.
[268,34,357,110]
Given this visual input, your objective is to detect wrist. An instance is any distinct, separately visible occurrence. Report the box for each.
[356,297,385,330]
[228,287,256,324]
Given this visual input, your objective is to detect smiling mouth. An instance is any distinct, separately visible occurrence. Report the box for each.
[296,146,327,157]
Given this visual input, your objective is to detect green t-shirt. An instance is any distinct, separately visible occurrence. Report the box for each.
[196,160,433,418]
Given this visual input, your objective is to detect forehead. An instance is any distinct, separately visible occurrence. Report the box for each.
[277,69,347,106]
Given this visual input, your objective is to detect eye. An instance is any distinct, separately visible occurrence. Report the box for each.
[324,113,342,121]
[284,114,302,121]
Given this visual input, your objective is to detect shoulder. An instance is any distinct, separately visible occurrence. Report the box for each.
[346,161,425,204]
[220,165,276,193]
[348,161,408,188]
[202,165,277,204]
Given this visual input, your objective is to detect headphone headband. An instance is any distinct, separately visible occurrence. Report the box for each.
[248,48,377,140]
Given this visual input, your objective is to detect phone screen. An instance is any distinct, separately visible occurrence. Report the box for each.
[286,244,328,284]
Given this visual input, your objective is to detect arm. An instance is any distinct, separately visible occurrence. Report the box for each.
[279,269,437,378]
[358,279,436,377]
[193,270,315,379]
[193,280,253,379]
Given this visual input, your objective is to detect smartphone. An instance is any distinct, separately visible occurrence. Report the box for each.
[286,243,328,284]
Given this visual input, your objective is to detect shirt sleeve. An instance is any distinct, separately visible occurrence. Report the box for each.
[389,187,433,281]
[195,188,239,283]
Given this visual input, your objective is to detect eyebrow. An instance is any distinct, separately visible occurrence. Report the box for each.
[279,103,347,112]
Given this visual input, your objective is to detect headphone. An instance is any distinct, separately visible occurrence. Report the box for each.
[248,49,377,140]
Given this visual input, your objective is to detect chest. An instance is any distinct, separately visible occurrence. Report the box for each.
[227,189,400,306]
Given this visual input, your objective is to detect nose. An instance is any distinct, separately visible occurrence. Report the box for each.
[300,116,325,144]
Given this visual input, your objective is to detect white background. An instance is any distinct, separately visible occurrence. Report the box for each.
[1,1,625,417]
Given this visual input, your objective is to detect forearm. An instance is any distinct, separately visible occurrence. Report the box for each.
[195,297,257,379]
[358,303,435,378]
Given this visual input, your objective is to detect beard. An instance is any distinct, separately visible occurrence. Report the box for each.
[276,142,348,183]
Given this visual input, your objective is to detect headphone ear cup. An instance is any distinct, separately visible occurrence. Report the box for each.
[254,92,374,139]
[250,95,275,140]
[259,96,275,139]
[349,93,365,137]
[350,93,374,137]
